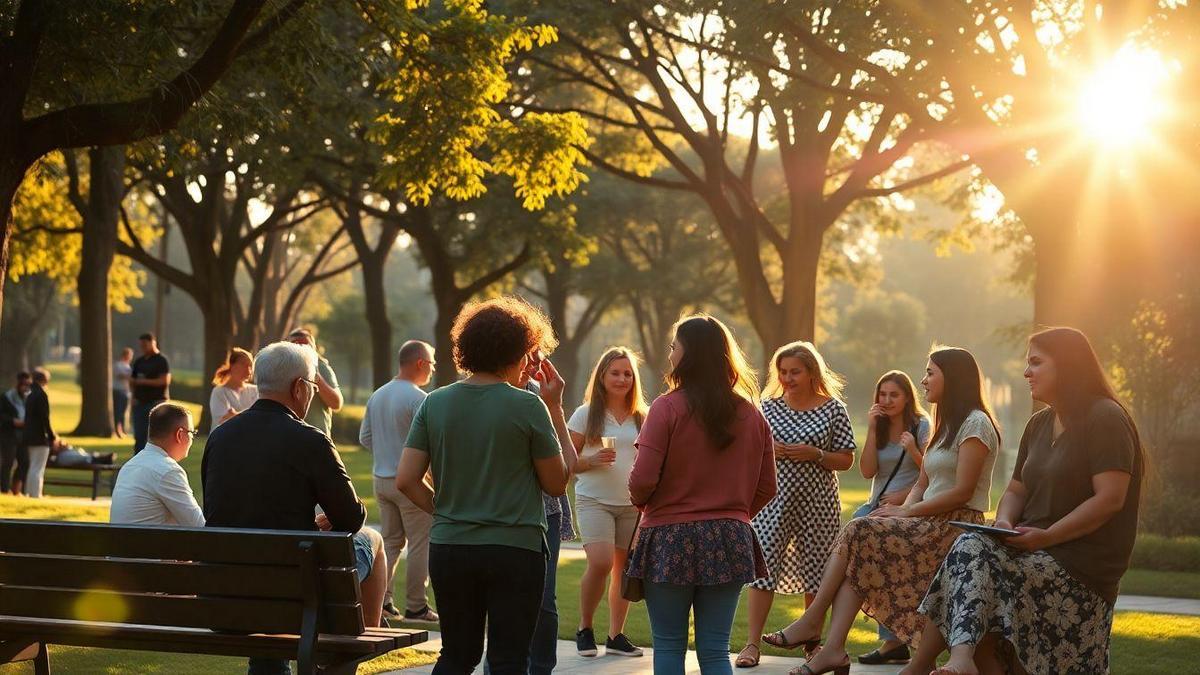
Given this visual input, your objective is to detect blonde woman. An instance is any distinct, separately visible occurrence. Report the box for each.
[568,347,649,658]
[737,342,856,668]
[209,348,258,431]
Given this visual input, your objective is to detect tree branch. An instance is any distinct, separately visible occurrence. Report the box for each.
[461,241,532,298]
[856,158,972,198]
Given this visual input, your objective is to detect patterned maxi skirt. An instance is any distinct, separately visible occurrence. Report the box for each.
[919,532,1114,674]
[836,508,983,646]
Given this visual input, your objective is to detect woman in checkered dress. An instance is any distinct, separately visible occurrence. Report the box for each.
[736,342,856,668]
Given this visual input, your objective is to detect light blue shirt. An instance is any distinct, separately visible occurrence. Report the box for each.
[359,378,427,478]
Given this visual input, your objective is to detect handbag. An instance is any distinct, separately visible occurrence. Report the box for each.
[869,421,921,511]
[620,512,644,602]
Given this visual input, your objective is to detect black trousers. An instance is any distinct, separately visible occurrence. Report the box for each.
[429,543,546,675]
[0,435,25,493]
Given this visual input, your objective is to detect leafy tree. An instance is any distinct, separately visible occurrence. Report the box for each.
[516,0,969,354]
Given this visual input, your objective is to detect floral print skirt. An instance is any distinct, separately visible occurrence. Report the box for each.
[919,532,1113,674]
[625,518,768,586]
[836,507,983,646]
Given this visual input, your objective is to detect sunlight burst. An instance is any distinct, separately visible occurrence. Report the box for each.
[1075,47,1173,148]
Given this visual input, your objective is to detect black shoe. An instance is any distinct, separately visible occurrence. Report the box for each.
[857,644,910,665]
[605,633,643,657]
[382,603,401,619]
[576,627,598,657]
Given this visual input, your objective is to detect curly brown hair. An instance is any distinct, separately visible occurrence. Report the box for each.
[451,296,558,375]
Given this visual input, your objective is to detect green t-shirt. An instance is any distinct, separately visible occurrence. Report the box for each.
[405,381,561,553]
[304,357,339,436]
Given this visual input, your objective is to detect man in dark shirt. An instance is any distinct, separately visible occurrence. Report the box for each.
[202,341,385,675]
[130,333,171,454]
[22,368,56,498]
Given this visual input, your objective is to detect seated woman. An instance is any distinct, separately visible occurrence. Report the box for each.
[395,296,578,675]
[762,346,1000,675]
[910,327,1144,675]
[852,370,932,666]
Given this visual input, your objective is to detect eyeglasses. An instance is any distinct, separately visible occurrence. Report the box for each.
[298,377,319,391]
[179,427,198,439]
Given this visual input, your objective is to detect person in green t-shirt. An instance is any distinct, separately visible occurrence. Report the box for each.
[396,296,577,675]
[287,327,343,437]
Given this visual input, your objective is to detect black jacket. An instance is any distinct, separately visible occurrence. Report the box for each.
[22,383,54,447]
[0,390,24,442]
[201,399,366,533]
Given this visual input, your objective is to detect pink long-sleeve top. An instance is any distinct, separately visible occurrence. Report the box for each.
[629,390,778,528]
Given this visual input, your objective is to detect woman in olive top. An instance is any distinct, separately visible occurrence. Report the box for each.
[395,297,578,675]
[912,328,1144,675]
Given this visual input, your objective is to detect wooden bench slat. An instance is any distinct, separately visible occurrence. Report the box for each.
[0,586,365,636]
[0,519,355,567]
[0,617,424,662]
[0,553,360,604]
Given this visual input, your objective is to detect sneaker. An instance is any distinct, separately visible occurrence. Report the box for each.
[382,603,401,619]
[403,606,440,623]
[576,627,598,657]
[605,633,643,657]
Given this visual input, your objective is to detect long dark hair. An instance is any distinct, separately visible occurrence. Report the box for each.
[666,315,758,449]
[1029,328,1141,441]
[874,370,928,451]
[929,347,1000,449]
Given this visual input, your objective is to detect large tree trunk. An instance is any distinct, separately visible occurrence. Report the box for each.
[0,274,57,377]
[361,257,394,390]
[0,155,36,332]
[74,146,125,436]
[197,289,237,433]
[432,288,463,388]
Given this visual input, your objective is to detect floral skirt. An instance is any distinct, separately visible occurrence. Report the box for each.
[837,507,983,646]
[625,518,768,586]
[919,532,1113,674]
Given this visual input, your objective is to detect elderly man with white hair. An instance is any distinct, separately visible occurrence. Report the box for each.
[201,342,385,675]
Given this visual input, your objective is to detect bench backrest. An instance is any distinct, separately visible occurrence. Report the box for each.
[0,519,364,636]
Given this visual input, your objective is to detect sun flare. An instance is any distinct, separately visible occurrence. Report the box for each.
[1075,46,1173,148]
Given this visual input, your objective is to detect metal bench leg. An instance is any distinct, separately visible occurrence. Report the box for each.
[34,642,50,675]
[91,470,100,501]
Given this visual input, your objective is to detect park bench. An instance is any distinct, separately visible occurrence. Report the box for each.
[42,462,121,501]
[0,519,427,674]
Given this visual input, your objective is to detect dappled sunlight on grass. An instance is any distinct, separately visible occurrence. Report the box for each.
[0,493,109,522]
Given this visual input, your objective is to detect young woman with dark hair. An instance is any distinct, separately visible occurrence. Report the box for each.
[911,327,1144,675]
[763,346,1000,675]
[569,346,649,658]
[851,370,932,666]
[626,315,777,675]
[737,342,856,668]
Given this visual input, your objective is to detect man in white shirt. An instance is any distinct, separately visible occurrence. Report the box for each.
[110,402,205,527]
[360,340,438,622]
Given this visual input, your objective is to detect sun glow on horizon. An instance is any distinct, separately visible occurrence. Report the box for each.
[1075,46,1174,149]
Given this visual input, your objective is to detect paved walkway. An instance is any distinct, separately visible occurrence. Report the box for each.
[389,594,1200,674]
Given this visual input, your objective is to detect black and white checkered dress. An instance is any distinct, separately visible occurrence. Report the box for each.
[749,397,856,594]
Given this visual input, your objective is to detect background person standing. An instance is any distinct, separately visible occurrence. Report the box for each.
[130,333,171,453]
[22,368,56,498]
[112,347,133,439]
[360,339,439,623]
[288,327,342,437]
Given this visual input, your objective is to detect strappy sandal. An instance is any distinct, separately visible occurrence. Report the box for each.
[734,643,760,668]
[788,654,851,675]
[761,628,820,651]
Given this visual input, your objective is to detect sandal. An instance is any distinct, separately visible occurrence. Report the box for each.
[788,655,851,675]
[734,643,760,668]
[762,628,820,651]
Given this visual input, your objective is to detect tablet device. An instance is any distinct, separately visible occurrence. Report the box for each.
[949,521,1021,537]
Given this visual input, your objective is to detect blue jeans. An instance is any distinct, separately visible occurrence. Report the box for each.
[482,511,561,675]
[644,580,742,675]
[131,400,158,454]
[112,389,129,430]
[852,502,899,643]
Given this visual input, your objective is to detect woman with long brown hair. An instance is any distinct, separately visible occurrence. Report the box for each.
[737,342,856,668]
[852,370,931,666]
[209,348,258,430]
[569,347,649,658]
[763,346,1000,675]
[626,315,777,674]
[910,328,1144,675]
